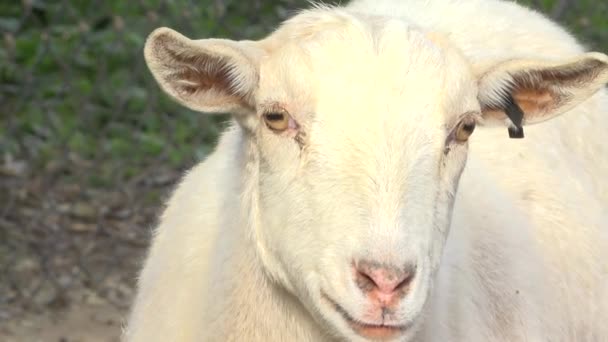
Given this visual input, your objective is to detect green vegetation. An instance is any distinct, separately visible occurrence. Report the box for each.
[1,0,606,187]
[527,0,608,51]
[1,0,319,186]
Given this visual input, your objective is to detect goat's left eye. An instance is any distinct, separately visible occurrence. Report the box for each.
[263,111,291,132]
[454,117,476,143]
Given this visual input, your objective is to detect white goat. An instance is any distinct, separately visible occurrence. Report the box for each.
[125,0,608,341]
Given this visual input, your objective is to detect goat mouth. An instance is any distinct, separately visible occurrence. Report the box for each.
[321,292,411,341]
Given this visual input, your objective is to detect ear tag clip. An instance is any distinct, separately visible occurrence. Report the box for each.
[505,94,525,139]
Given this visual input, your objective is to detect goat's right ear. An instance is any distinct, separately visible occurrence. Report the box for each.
[144,27,262,114]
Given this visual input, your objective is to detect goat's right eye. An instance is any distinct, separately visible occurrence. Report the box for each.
[263,111,290,132]
[454,117,476,143]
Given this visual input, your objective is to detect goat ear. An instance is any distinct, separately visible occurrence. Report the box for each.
[144,27,262,114]
[477,53,608,138]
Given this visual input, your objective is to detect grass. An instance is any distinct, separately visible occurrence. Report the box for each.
[1,0,317,186]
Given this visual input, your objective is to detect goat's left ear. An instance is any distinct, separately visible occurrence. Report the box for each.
[477,52,608,138]
[144,27,264,115]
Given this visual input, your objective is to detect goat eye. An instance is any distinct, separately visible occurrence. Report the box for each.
[454,117,476,143]
[263,111,290,132]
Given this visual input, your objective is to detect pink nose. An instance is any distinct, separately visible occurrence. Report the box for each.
[354,260,416,297]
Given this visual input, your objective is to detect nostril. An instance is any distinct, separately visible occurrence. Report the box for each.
[354,260,416,295]
[356,270,378,293]
[395,267,415,291]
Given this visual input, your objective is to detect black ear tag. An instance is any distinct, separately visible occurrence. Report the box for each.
[508,126,525,139]
[504,94,525,139]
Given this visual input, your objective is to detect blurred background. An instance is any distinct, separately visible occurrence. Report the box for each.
[0,0,606,341]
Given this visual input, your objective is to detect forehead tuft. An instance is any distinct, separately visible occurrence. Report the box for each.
[271,7,444,62]
[274,6,363,42]
[262,7,453,89]
[258,7,478,126]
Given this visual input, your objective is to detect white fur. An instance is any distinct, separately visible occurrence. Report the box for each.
[125,1,608,341]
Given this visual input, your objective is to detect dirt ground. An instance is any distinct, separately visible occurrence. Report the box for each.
[0,157,182,342]
[2,301,124,342]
